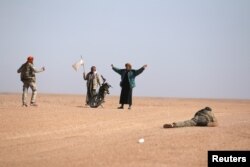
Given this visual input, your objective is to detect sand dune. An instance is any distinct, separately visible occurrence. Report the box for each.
[0,93,249,167]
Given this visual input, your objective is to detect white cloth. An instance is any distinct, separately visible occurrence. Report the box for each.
[72,59,84,71]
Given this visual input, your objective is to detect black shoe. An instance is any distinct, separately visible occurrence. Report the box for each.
[118,106,124,109]
[163,123,174,128]
[22,103,28,107]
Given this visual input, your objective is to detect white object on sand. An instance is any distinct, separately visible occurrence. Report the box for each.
[138,138,144,144]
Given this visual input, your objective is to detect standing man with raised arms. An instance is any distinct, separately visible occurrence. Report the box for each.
[111,63,147,110]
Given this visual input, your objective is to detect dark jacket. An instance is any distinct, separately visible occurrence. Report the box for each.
[112,66,145,88]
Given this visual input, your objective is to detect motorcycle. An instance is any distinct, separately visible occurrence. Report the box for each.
[89,75,111,108]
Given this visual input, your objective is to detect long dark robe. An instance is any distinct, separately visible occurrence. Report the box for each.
[120,71,133,105]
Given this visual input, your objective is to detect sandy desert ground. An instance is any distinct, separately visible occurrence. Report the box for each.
[0,93,249,167]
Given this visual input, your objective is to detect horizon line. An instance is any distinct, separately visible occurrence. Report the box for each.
[1,92,249,101]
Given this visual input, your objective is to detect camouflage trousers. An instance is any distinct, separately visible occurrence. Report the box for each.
[22,81,37,105]
[173,116,209,127]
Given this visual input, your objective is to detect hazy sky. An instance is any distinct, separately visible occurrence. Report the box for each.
[0,0,250,99]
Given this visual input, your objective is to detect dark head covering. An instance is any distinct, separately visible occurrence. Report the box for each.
[204,107,212,111]
[125,63,132,70]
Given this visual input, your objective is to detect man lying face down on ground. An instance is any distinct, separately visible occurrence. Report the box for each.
[163,107,218,128]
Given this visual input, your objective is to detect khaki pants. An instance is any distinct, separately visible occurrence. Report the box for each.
[174,119,197,127]
[22,81,37,105]
[174,116,209,127]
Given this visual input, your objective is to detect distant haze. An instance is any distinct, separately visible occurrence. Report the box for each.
[0,0,250,99]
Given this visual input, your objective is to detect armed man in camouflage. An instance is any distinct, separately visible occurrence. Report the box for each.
[17,56,45,107]
[163,107,218,128]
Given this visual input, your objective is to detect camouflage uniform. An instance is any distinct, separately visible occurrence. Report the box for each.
[173,107,217,127]
[17,62,44,106]
[163,107,217,128]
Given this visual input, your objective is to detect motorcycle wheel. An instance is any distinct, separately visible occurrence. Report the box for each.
[89,95,103,108]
